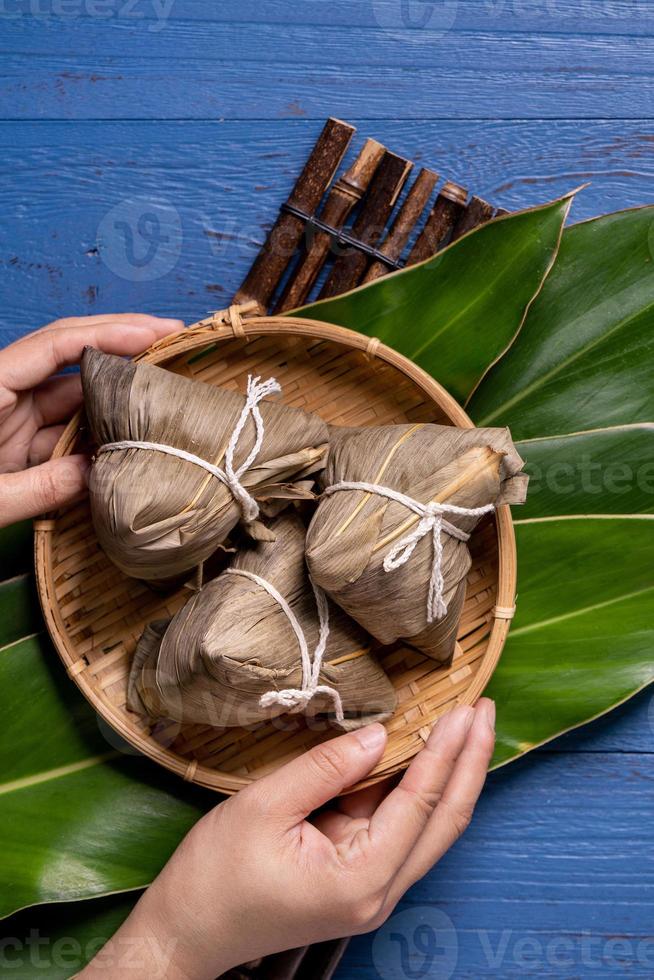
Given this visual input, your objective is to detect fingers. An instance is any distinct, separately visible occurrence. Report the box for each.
[253,724,388,826]
[366,704,476,875]
[0,316,184,392]
[391,699,496,895]
[0,455,90,527]
[29,425,66,466]
[33,375,83,428]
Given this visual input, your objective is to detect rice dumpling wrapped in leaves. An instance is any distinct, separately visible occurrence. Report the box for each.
[305,423,527,664]
[127,514,397,731]
[81,348,328,581]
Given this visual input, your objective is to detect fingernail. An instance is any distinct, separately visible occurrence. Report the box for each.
[353,723,387,752]
[480,699,496,733]
[69,454,91,486]
[427,705,474,746]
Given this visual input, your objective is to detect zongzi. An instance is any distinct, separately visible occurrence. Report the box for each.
[81,348,328,581]
[305,423,527,664]
[127,513,397,731]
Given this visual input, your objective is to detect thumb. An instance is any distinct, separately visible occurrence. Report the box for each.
[255,724,388,824]
[0,455,90,527]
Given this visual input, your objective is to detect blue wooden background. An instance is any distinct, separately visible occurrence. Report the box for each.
[1,2,653,977]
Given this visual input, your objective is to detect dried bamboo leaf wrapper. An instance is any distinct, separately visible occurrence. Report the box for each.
[127,515,397,731]
[81,349,328,581]
[305,423,527,662]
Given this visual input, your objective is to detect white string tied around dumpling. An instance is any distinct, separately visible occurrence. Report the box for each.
[225,567,344,723]
[97,374,281,524]
[322,481,495,624]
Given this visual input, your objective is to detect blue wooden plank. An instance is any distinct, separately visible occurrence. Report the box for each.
[337,749,654,978]
[2,19,654,74]
[3,1,654,35]
[1,118,652,347]
[1,54,652,120]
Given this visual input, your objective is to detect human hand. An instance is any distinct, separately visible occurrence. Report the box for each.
[81,699,495,979]
[0,314,183,527]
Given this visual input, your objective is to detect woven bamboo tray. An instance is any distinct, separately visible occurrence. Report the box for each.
[35,306,517,794]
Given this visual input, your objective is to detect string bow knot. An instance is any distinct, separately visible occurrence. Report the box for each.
[98,374,281,525]
[322,481,495,625]
[225,568,344,723]
[223,375,282,523]
[383,501,476,623]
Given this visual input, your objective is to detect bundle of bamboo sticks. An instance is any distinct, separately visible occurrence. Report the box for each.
[235,118,506,315]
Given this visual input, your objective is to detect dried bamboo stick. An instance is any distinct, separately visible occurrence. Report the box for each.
[234,118,355,312]
[318,151,413,299]
[451,194,496,241]
[407,180,467,265]
[363,168,439,283]
[274,139,386,312]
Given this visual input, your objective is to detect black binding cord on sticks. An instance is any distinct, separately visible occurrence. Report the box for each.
[280,202,405,271]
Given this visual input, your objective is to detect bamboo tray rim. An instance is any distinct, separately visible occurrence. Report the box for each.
[34,311,517,794]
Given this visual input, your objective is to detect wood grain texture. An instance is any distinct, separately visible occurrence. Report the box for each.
[1,2,652,975]
[1,59,652,120]
[4,1,647,35]
[2,13,654,120]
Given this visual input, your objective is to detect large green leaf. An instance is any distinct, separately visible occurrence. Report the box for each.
[489,517,654,767]
[465,209,654,763]
[468,207,654,438]
[0,894,135,978]
[0,632,213,919]
[490,436,653,770]
[517,425,654,519]
[0,573,39,648]
[294,194,573,404]
[0,527,213,919]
